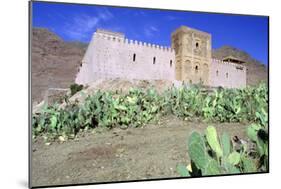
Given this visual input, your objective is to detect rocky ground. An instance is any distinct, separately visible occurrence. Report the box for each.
[31,116,249,187]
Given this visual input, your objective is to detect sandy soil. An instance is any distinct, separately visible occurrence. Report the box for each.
[31,116,249,187]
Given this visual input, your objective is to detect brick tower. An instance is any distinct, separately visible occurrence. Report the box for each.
[171,26,212,85]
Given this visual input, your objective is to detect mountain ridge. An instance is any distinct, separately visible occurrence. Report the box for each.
[32,27,87,102]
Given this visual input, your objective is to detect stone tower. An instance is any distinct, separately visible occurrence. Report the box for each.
[171,26,212,85]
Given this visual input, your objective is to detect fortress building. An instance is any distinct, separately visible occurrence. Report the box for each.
[75,26,246,88]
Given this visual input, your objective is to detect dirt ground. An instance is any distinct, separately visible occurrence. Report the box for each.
[31,116,249,187]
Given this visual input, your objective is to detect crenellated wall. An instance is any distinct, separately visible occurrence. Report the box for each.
[75,30,175,84]
[210,59,246,88]
[75,27,247,89]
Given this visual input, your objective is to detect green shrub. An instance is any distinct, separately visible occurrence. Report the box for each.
[70,84,83,96]
[32,84,268,141]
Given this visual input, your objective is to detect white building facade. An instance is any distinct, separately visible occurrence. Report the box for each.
[75,27,246,88]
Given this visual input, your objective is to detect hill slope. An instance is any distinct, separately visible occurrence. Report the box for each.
[31,28,87,103]
[212,46,268,86]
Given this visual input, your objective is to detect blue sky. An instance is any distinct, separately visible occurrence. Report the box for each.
[32,1,269,65]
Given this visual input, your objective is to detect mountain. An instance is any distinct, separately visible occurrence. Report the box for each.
[212,46,268,86]
[31,28,87,103]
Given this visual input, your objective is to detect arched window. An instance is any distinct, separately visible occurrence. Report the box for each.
[226,72,229,78]
[189,79,192,84]
[196,42,199,48]
[195,65,199,73]
[133,53,136,62]
[153,57,156,64]
[216,70,219,76]
[170,60,173,67]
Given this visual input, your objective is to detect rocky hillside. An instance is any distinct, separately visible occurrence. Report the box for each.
[212,46,268,86]
[31,28,87,103]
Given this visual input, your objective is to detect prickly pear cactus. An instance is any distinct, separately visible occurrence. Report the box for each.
[221,132,231,157]
[205,126,223,158]
[187,132,208,170]
[178,125,266,177]
[187,131,222,176]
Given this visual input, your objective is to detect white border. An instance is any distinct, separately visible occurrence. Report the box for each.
[1,0,280,189]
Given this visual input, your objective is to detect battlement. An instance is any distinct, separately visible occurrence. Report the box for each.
[126,39,174,52]
[96,29,125,38]
[172,25,211,38]
[212,59,246,71]
[94,31,174,52]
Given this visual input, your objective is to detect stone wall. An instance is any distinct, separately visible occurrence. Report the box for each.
[210,59,246,88]
[75,27,247,89]
[75,30,175,84]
